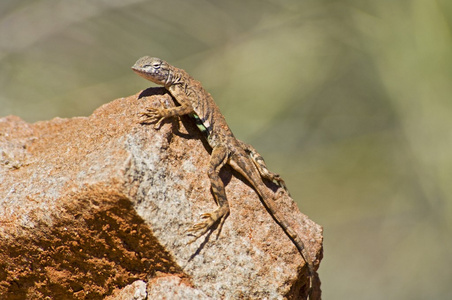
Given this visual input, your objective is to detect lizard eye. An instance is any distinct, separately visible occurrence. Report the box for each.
[142,63,160,70]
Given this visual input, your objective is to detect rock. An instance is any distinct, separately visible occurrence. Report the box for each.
[0,88,323,299]
[106,280,147,300]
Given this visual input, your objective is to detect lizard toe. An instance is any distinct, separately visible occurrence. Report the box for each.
[185,213,216,241]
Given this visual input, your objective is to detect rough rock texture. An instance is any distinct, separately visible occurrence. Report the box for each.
[106,280,147,300]
[0,88,323,299]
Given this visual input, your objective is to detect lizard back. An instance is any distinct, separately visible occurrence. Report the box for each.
[168,67,235,148]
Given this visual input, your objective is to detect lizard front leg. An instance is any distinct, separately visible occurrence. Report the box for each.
[187,145,230,241]
[141,104,194,128]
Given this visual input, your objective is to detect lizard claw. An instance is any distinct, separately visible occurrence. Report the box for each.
[153,117,165,129]
[140,107,166,128]
[273,189,285,199]
[186,213,215,244]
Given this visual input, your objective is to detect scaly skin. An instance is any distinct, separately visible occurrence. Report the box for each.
[132,57,314,294]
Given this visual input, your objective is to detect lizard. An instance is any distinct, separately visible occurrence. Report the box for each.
[131,56,314,292]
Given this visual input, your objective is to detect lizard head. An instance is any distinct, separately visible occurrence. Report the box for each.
[132,56,171,86]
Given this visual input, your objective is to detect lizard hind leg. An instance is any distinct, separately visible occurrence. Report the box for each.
[187,145,230,242]
[239,141,290,196]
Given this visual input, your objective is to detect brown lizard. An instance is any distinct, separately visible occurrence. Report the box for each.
[131,56,314,291]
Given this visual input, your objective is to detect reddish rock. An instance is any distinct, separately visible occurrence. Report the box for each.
[0,88,323,299]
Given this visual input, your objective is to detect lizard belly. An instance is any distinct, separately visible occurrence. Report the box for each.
[188,113,226,149]
[189,113,212,139]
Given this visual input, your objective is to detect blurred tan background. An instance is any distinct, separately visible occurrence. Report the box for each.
[1,1,451,299]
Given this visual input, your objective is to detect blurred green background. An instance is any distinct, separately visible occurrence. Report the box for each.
[1,0,451,299]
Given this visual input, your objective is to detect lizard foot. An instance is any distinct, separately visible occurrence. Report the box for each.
[140,108,166,128]
[186,206,229,244]
[272,175,290,197]
[186,213,215,244]
[273,188,286,200]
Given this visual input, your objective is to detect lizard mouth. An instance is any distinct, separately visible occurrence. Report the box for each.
[131,67,166,86]
[131,66,144,74]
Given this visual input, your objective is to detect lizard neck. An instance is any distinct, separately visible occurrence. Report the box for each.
[167,70,234,147]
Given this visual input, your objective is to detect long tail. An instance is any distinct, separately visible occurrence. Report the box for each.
[259,196,314,298]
